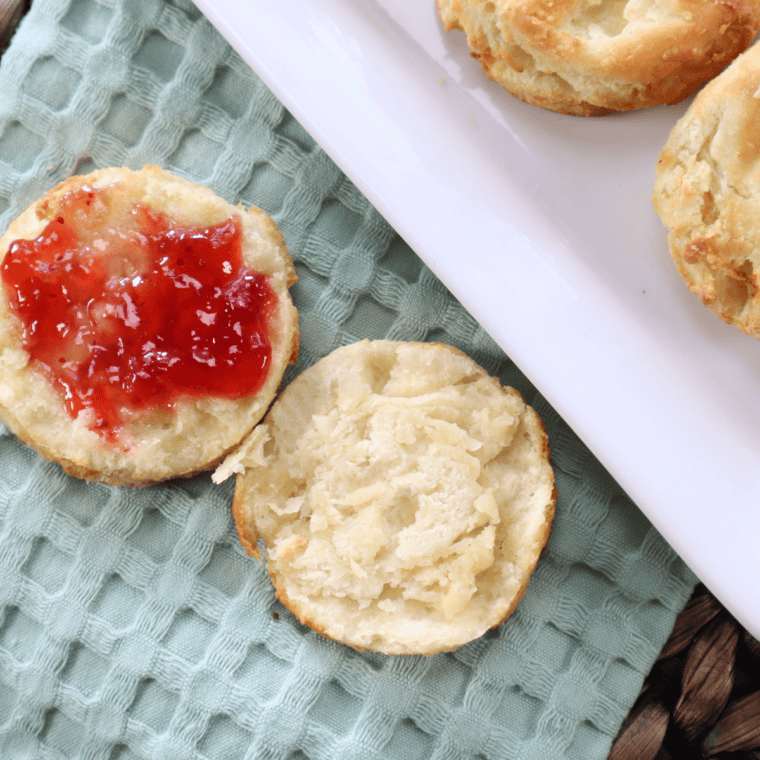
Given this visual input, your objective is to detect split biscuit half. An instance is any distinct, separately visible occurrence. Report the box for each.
[218,339,556,655]
[0,165,299,486]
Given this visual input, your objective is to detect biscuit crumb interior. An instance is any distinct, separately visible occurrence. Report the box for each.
[233,341,555,654]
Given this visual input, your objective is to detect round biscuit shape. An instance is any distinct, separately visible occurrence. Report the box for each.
[0,165,299,486]
[437,0,760,115]
[224,339,556,655]
[653,41,760,338]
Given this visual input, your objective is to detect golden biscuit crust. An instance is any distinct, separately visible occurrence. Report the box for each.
[653,42,760,337]
[437,0,760,115]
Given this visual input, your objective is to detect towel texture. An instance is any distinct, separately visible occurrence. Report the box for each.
[0,1,697,758]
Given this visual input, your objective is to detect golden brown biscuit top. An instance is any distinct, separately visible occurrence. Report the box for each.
[653,41,760,337]
[503,0,759,82]
[696,51,760,188]
[440,0,760,113]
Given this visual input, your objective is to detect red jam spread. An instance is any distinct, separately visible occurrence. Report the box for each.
[0,183,277,444]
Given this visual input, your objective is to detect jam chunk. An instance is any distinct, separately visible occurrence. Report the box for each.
[0,183,277,443]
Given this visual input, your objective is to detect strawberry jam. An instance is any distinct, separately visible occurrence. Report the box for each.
[0,183,277,444]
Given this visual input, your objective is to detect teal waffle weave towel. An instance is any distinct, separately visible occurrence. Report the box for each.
[0,1,698,758]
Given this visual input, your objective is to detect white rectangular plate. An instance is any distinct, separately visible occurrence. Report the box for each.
[195,0,760,635]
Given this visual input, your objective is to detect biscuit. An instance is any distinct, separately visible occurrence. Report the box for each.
[0,166,299,486]
[653,41,760,337]
[437,0,760,115]
[218,340,556,655]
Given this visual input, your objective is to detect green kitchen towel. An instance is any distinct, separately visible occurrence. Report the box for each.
[0,1,697,759]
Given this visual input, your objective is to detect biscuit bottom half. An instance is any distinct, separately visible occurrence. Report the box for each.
[0,165,299,486]
[220,339,556,655]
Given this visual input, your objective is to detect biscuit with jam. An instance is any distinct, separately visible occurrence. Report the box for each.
[0,165,299,486]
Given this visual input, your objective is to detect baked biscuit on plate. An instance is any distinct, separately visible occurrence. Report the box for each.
[437,0,760,115]
[653,41,760,338]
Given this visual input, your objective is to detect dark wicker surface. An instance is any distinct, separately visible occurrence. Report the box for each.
[0,0,27,54]
[609,584,760,760]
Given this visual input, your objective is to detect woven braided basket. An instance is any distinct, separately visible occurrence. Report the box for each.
[610,585,760,760]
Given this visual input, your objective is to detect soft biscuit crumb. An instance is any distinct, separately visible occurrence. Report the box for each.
[223,339,556,655]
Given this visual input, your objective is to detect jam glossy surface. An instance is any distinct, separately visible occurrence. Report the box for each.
[1,183,276,443]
